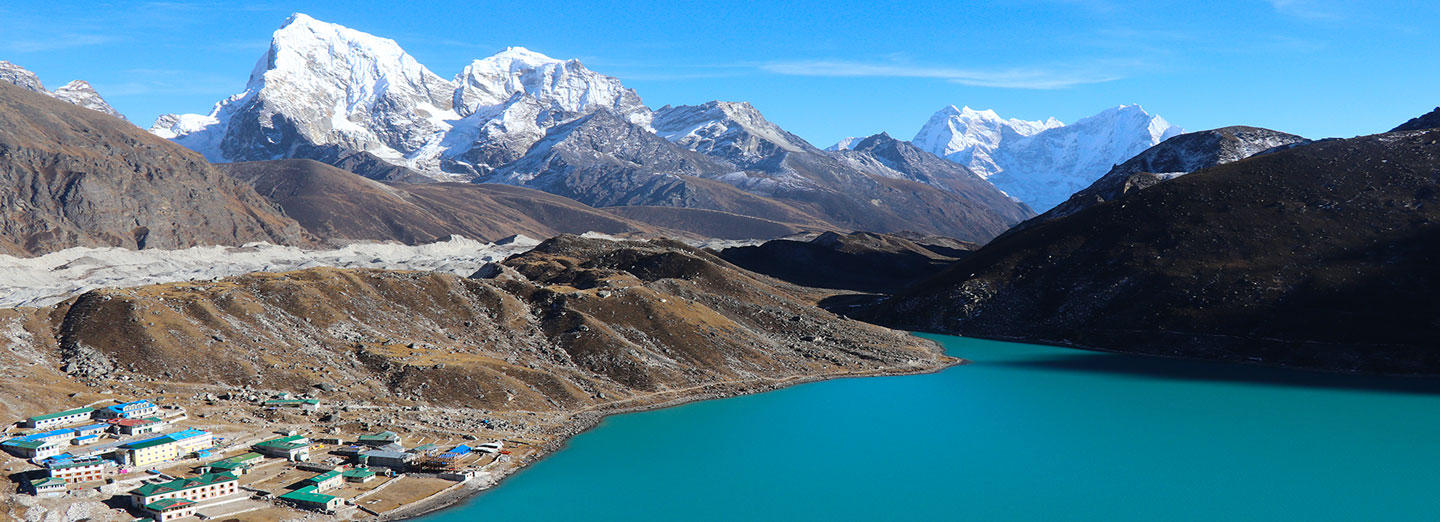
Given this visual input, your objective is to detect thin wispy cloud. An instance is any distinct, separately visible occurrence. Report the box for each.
[1266,0,1340,20]
[5,34,122,53]
[759,60,1122,89]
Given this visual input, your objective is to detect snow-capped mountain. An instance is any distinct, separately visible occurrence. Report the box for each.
[912,104,1181,211]
[445,47,651,176]
[150,13,645,181]
[826,137,860,151]
[650,101,1035,241]
[146,14,1037,242]
[912,105,1062,175]
[1016,126,1309,230]
[653,101,813,171]
[0,61,47,93]
[0,61,126,121]
[151,13,457,175]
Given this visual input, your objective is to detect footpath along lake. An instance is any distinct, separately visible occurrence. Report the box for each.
[419,333,1440,520]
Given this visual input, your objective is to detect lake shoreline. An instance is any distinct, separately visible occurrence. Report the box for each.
[380,346,965,521]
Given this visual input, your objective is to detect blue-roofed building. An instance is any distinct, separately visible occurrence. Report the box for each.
[94,399,159,420]
[74,424,108,437]
[18,429,76,444]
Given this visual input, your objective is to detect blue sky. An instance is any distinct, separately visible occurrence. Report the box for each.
[1,0,1434,146]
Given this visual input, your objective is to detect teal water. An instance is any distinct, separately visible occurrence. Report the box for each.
[419,334,1440,521]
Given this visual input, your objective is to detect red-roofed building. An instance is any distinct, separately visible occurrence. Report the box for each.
[107,417,164,436]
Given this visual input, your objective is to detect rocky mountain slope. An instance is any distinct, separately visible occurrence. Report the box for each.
[718,231,974,294]
[0,61,126,120]
[868,125,1440,375]
[1392,107,1440,132]
[6,235,950,412]
[219,158,656,245]
[830,132,1034,226]
[650,102,1035,242]
[912,104,1182,211]
[1015,126,1309,229]
[0,81,311,257]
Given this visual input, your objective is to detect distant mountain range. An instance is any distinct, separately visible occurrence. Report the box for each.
[910,105,1183,211]
[134,14,1063,242]
[867,112,1440,374]
[0,60,126,121]
[0,14,1199,247]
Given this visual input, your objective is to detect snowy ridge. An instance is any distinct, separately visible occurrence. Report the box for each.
[653,101,813,163]
[151,14,649,180]
[826,137,861,151]
[0,61,126,121]
[0,235,542,309]
[913,104,1181,211]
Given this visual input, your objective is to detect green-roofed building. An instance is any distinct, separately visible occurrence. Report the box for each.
[279,485,342,512]
[342,467,377,483]
[262,398,320,408]
[356,431,400,446]
[129,472,239,508]
[28,477,66,496]
[303,469,345,492]
[207,452,264,475]
[252,434,310,462]
[25,407,95,429]
[3,438,64,459]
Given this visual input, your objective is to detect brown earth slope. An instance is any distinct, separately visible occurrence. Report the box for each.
[719,231,973,294]
[22,236,949,411]
[220,159,657,245]
[0,82,312,256]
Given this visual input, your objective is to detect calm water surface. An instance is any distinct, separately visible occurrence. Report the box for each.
[420,334,1440,520]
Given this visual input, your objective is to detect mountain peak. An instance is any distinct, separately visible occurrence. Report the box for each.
[653,100,811,160]
[484,46,566,67]
[0,61,125,121]
[0,60,46,94]
[279,12,327,30]
[913,104,1183,211]
[826,136,861,151]
[54,80,127,121]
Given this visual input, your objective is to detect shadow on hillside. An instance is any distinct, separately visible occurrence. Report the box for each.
[990,351,1440,396]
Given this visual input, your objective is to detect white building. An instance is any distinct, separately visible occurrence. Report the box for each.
[24,407,95,430]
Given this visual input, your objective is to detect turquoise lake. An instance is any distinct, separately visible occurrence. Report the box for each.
[419,334,1440,520]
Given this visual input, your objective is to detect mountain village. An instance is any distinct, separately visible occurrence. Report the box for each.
[2,395,517,521]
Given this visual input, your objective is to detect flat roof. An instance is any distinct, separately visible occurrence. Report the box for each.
[28,407,94,422]
[4,440,50,449]
[360,450,410,459]
[279,485,337,504]
[342,468,376,477]
[305,470,342,483]
[49,459,106,470]
[167,428,210,440]
[219,452,263,463]
[124,437,175,451]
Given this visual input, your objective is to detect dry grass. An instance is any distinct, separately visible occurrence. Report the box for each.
[358,476,454,514]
